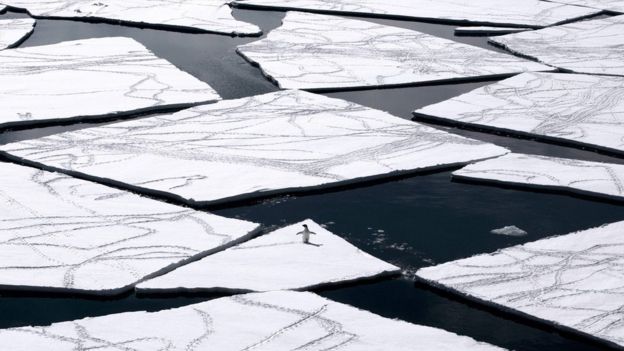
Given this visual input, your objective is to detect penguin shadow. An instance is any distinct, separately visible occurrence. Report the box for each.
[305,242,322,247]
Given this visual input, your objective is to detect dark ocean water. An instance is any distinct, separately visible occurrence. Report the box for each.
[0,8,622,351]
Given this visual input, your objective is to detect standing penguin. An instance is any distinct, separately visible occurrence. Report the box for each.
[296,224,316,244]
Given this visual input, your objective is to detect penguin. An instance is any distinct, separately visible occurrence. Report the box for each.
[296,224,316,244]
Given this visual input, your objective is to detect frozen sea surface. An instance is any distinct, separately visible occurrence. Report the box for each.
[547,0,624,13]
[0,18,33,49]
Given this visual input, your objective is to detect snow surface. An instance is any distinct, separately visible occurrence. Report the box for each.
[237,12,551,91]
[0,18,35,50]
[0,290,506,350]
[0,0,260,35]
[453,153,624,202]
[491,15,624,76]
[490,225,527,237]
[0,37,220,129]
[547,0,624,13]
[414,72,624,155]
[417,220,624,349]
[137,220,400,293]
[0,162,259,295]
[0,90,509,206]
[232,0,599,28]
[455,26,530,36]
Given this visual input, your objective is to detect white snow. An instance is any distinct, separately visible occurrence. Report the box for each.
[417,220,624,349]
[547,0,624,13]
[490,225,527,237]
[0,0,260,35]
[414,72,624,155]
[0,18,35,50]
[0,290,506,350]
[237,12,551,91]
[490,15,624,76]
[232,0,600,27]
[455,27,530,36]
[0,162,259,295]
[0,37,221,129]
[0,90,509,206]
[453,153,624,202]
[137,220,399,293]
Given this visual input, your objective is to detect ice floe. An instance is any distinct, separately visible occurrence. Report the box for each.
[0,0,260,35]
[547,0,624,13]
[0,18,35,50]
[0,36,220,129]
[0,90,509,206]
[0,162,259,295]
[454,26,530,36]
[0,290,506,350]
[417,220,624,349]
[414,72,624,155]
[490,225,528,237]
[237,12,551,91]
[137,220,399,293]
[490,15,624,76]
[232,0,600,28]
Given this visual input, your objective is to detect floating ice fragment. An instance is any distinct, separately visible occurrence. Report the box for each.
[0,18,35,50]
[490,225,528,237]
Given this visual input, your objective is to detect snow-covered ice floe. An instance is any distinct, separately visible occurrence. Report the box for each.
[0,37,220,129]
[137,220,399,293]
[232,0,600,28]
[417,221,624,349]
[490,225,527,237]
[414,72,624,155]
[0,90,509,206]
[454,26,530,36]
[0,0,260,35]
[0,290,506,350]
[547,0,624,14]
[237,12,551,91]
[490,15,624,76]
[453,153,624,202]
[0,18,35,50]
[0,162,259,295]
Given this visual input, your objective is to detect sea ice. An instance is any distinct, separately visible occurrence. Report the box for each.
[0,0,260,35]
[490,15,624,76]
[137,220,399,293]
[490,225,527,237]
[547,0,624,13]
[0,290,506,350]
[454,26,530,36]
[0,18,35,50]
[232,0,599,28]
[414,72,624,155]
[237,12,551,91]
[0,37,220,129]
[417,220,624,349]
[0,162,259,295]
[0,90,509,206]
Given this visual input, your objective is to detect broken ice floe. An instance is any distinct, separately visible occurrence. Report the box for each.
[490,225,527,237]
[454,26,530,36]
[0,36,221,129]
[0,0,260,35]
[0,90,509,206]
[137,220,399,293]
[232,0,600,28]
[417,220,624,349]
[0,290,506,350]
[414,72,624,155]
[237,12,551,91]
[547,0,624,14]
[0,162,259,295]
[0,18,35,50]
[453,153,624,203]
[490,15,624,76]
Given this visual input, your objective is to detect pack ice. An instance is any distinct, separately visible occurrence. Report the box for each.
[0,37,220,129]
[137,220,399,293]
[0,90,509,206]
[0,0,260,35]
[414,72,624,155]
[0,290,506,350]
[547,0,624,13]
[491,15,624,76]
[417,220,624,349]
[237,12,551,91]
[0,162,259,295]
[0,18,35,50]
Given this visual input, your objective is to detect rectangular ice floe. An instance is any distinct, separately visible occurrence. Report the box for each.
[414,72,624,155]
[237,12,551,91]
[1,0,260,35]
[0,18,35,50]
[491,15,624,76]
[453,153,624,202]
[0,290,506,350]
[137,220,400,293]
[0,37,220,129]
[547,0,624,13]
[417,221,624,349]
[0,162,259,295]
[0,90,509,206]
[232,0,599,27]
[454,27,530,36]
